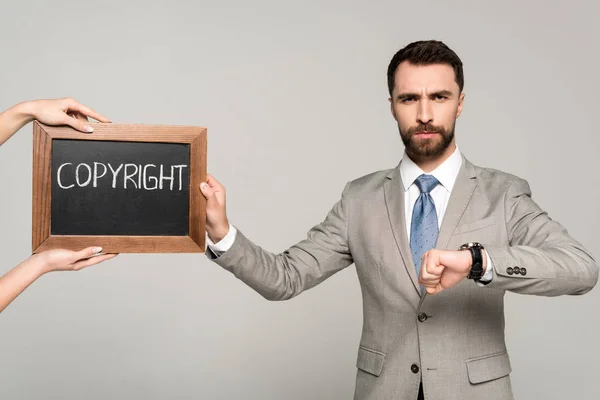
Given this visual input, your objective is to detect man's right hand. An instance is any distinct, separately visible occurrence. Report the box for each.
[200,174,230,243]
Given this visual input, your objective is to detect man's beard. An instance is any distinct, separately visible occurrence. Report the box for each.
[399,122,455,159]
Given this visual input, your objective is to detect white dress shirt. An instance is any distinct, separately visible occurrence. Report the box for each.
[207,146,494,283]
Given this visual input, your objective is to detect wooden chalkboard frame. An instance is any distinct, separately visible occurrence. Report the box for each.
[32,121,207,253]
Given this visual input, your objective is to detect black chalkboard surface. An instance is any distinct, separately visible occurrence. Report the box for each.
[51,139,190,236]
[32,122,207,253]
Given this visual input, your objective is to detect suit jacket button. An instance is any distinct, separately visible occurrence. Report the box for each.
[520,267,527,275]
[507,267,514,275]
[411,364,420,374]
[513,267,521,275]
[418,313,428,322]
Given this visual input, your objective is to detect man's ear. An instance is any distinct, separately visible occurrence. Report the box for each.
[456,92,465,118]
[389,97,397,120]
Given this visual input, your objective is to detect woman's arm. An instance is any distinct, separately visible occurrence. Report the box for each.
[0,97,110,146]
[0,247,117,313]
[0,97,116,313]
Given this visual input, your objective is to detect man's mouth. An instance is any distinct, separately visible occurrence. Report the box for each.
[414,131,439,139]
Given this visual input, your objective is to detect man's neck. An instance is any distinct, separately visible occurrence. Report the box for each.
[409,144,457,173]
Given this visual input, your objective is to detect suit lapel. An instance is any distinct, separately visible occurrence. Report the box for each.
[436,155,478,250]
[384,163,421,295]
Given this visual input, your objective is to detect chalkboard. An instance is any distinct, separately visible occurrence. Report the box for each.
[51,139,190,236]
[32,122,207,253]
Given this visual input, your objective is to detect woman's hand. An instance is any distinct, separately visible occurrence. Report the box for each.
[24,97,110,133]
[33,247,118,274]
[0,97,111,146]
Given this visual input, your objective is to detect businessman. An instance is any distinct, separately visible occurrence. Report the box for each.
[199,40,598,400]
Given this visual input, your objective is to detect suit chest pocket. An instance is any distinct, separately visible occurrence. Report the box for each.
[451,217,505,247]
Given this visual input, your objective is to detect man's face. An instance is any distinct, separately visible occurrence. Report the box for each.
[389,61,464,160]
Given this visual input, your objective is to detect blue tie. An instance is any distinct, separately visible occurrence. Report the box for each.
[410,174,440,278]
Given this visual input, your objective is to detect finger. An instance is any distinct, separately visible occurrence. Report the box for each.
[421,257,443,286]
[199,181,220,209]
[74,246,104,260]
[420,274,439,287]
[427,282,445,295]
[420,252,438,280]
[61,115,94,133]
[424,279,445,294]
[420,275,438,287]
[199,181,214,197]
[72,253,117,271]
[419,253,431,282]
[65,98,111,123]
[428,264,445,278]
[206,174,225,191]
[424,252,445,277]
[72,111,89,122]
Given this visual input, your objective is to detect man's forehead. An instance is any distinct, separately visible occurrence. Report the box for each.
[394,62,458,93]
[395,85,453,94]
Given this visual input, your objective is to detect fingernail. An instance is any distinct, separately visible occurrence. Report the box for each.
[93,247,102,253]
[200,182,208,190]
[84,125,94,133]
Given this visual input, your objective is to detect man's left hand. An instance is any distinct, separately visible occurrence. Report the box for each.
[419,249,486,295]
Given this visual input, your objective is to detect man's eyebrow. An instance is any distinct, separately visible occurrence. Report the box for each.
[430,90,454,97]
[395,90,454,100]
[396,92,419,100]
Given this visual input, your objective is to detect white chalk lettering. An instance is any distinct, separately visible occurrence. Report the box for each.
[124,164,138,189]
[159,165,174,190]
[75,163,92,187]
[56,162,188,191]
[173,165,187,191]
[93,162,107,188]
[108,163,123,188]
[143,164,158,190]
[57,163,75,189]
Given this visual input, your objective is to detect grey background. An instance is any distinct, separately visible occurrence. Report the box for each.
[0,0,598,399]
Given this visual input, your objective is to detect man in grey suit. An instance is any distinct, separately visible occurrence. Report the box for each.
[199,40,598,399]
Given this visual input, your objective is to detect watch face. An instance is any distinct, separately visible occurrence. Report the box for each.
[459,242,484,250]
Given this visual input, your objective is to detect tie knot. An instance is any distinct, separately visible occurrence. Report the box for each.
[415,174,439,194]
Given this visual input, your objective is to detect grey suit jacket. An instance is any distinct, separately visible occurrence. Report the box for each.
[207,155,598,400]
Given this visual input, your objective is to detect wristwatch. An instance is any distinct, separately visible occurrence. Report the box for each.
[459,242,484,280]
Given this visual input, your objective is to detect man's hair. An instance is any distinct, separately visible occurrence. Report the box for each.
[387,40,464,97]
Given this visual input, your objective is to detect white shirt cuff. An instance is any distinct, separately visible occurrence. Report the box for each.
[206,224,237,254]
[476,251,494,286]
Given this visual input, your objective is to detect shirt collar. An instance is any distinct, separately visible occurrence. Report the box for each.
[399,146,463,193]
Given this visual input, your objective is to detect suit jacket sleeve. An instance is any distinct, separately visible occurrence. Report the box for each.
[485,178,598,295]
[205,183,354,301]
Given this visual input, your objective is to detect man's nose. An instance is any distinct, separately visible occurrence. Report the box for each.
[417,99,433,125]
